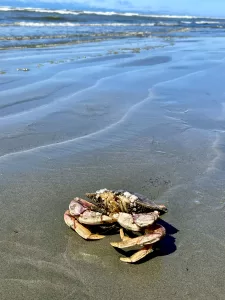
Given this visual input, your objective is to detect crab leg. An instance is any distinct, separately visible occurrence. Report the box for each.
[119,228,130,241]
[115,228,154,263]
[110,224,165,249]
[64,210,105,240]
[73,220,105,240]
[120,245,153,263]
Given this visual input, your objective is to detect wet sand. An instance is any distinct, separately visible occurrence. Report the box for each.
[1,37,225,299]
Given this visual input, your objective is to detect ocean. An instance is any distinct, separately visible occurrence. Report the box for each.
[0,6,225,50]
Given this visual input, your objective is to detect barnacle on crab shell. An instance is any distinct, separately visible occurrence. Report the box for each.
[86,189,167,214]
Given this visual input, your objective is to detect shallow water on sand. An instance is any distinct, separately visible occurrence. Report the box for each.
[0,37,225,300]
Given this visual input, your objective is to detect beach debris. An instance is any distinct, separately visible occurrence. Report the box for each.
[64,189,167,263]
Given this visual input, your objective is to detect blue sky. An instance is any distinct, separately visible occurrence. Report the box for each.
[1,0,225,17]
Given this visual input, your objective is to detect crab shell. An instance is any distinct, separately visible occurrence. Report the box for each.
[64,192,167,263]
[86,189,167,215]
[68,197,160,231]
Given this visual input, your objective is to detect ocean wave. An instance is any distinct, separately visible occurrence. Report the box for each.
[2,22,156,27]
[181,21,192,24]
[158,22,179,26]
[0,6,224,20]
[195,21,221,24]
[3,21,222,28]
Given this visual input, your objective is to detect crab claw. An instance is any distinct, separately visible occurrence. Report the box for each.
[64,210,105,240]
[115,211,160,232]
[110,224,165,249]
[69,198,97,216]
[78,210,117,225]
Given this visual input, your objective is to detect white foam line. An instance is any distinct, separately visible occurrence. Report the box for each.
[2,20,222,28]
[166,109,190,114]
[9,21,156,27]
[0,68,212,162]
[205,132,221,174]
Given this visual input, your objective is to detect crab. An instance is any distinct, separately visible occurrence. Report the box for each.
[64,189,167,263]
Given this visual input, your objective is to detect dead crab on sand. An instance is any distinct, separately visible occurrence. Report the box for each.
[64,189,167,263]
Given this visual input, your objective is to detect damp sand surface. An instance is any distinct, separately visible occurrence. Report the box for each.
[0,37,225,300]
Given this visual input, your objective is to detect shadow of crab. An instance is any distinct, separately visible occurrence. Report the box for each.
[89,223,120,235]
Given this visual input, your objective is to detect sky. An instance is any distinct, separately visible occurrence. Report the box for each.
[1,0,225,17]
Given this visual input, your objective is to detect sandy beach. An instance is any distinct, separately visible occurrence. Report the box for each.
[1,27,225,299]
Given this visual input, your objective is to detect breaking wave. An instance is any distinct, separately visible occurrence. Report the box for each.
[195,21,221,24]
[2,21,222,28]
[0,6,224,20]
[3,22,156,27]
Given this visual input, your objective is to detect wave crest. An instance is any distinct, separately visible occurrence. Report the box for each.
[0,6,223,20]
